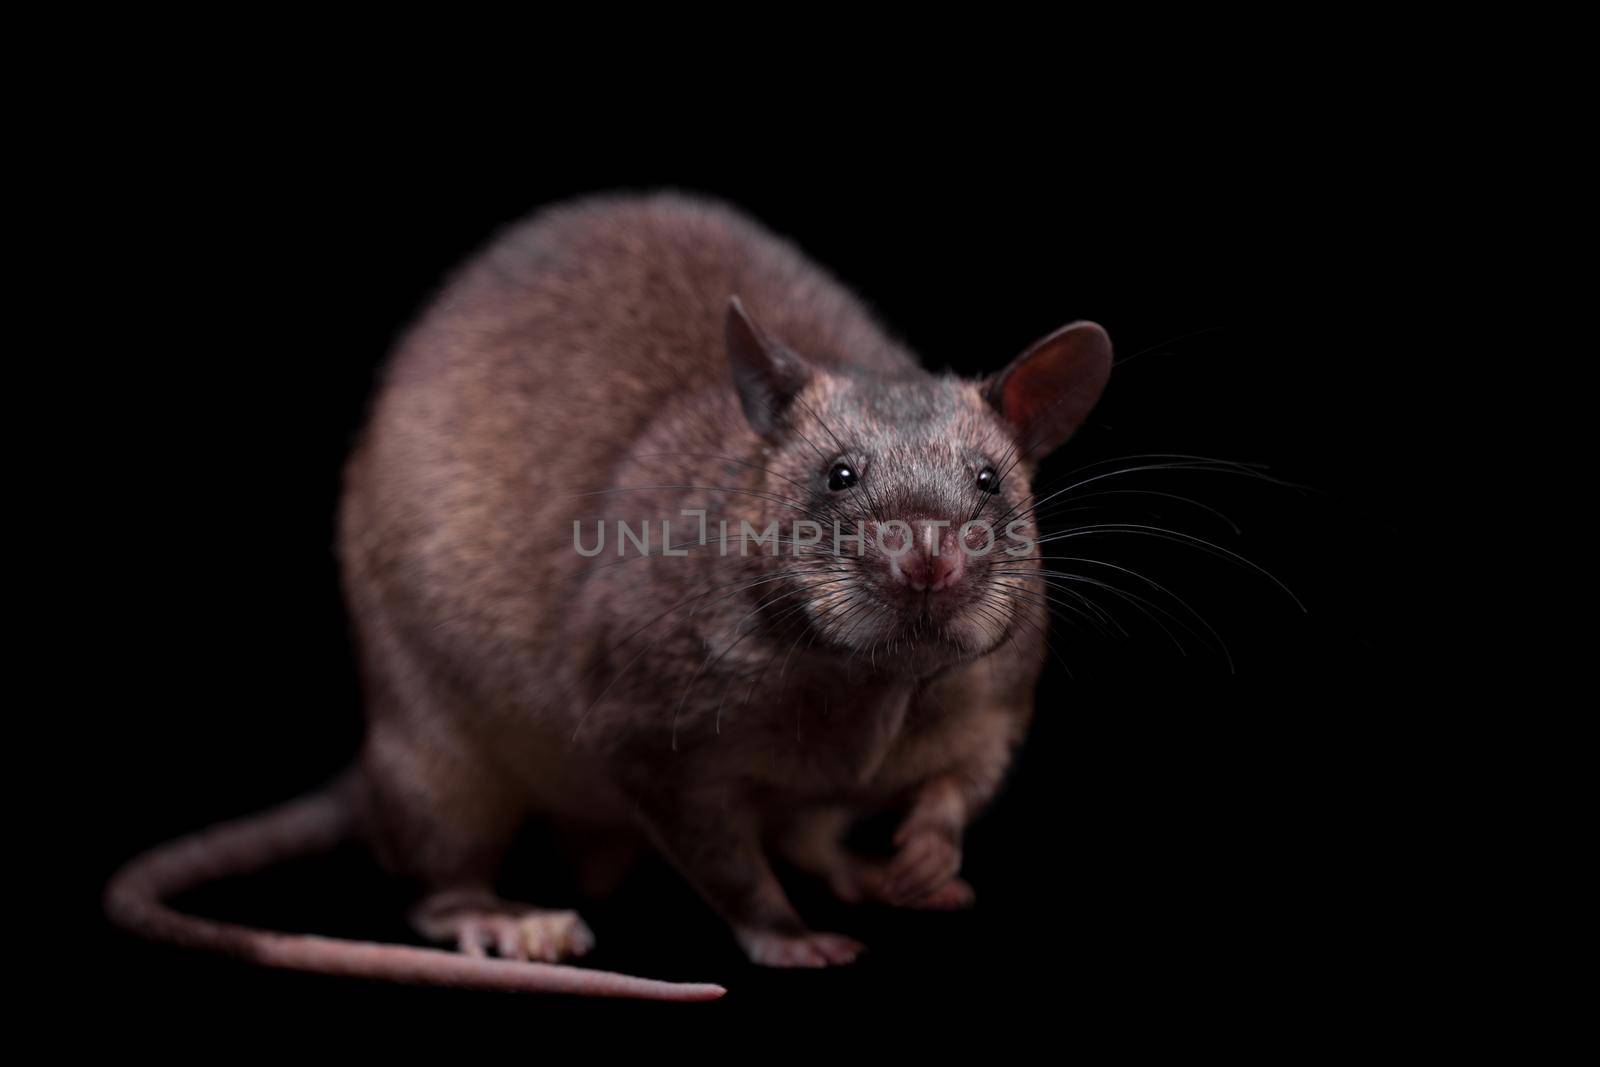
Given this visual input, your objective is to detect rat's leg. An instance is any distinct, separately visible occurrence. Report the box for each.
[880,775,978,908]
[777,804,976,910]
[774,806,877,902]
[359,726,595,962]
[881,672,1033,907]
[632,793,864,967]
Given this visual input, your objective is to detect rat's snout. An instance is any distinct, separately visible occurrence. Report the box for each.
[885,519,966,593]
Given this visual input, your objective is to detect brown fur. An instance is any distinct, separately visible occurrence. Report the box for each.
[106,192,1111,993]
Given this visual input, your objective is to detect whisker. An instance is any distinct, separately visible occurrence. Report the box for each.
[1020,523,1305,611]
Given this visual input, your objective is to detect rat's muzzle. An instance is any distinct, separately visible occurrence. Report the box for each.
[876,518,970,596]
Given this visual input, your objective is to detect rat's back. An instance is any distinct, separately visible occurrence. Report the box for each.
[374,191,911,460]
[337,193,914,718]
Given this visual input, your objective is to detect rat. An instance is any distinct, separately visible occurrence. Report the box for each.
[105,192,1112,1000]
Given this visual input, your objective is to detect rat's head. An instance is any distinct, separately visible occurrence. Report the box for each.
[726,297,1112,674]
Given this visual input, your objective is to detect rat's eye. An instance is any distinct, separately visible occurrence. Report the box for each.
[976,466,1000,494]
[827,463,859,491]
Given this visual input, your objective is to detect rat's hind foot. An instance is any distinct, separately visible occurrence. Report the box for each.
[451,910,596,962]
[411,891,596,962]
[736,927,865,968]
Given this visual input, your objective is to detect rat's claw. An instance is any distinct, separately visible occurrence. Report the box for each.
[884,830,962,905]
[902,876,976,910]
[492,922,520,958]
[518,911,595,962]
[457,919,492,958]
[419,898,596,963]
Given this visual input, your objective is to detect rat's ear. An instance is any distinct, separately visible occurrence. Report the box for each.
[983,321,1112,458]
[727,296,811,440]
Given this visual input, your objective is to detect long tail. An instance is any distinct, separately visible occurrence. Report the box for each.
[103,778,725,1002]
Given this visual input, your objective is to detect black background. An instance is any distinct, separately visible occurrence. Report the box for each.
[79,104,1443,1049]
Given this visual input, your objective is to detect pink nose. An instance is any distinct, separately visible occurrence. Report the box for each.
[893,524,966,592]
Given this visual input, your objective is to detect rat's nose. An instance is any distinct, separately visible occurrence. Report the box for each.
[891,521,966,593]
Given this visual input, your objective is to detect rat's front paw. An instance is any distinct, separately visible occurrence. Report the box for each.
[883,826,962,906]
[736,927,865,968]
[901,876,976,910]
